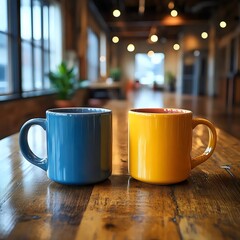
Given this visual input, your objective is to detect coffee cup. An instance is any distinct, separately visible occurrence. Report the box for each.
[19,107,112,185]
[128,108,217,184]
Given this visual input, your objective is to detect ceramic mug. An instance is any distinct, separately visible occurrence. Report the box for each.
[19,107,112,185]
[128,108,217,184]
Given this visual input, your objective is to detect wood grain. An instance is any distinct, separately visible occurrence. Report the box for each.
[0,94,240,239]
[0,132,93,239]
[74,101,240,240]
[76,175,181,240]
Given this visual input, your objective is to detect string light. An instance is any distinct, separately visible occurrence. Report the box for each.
[150,34,158,42]
[112,36,119,43]
[171,9,178,17]
[113,9,121,17]
[148,50,154,57]
[168,1,174,9]
[201,32,208,39]
[127,44,135,52]
[100,56,106,62]
[139,0,145,14]
[220,21,227,28]
[173,44,180,50]
[194,50,200,57]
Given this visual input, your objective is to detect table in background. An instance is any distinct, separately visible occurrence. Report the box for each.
[89,81,123,99]
[0,99,240,239]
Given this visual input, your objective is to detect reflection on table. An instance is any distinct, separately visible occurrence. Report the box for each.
[0,99,240,239]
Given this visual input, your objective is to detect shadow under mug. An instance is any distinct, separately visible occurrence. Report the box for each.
[19,107,112,185]
[128,108,217,185]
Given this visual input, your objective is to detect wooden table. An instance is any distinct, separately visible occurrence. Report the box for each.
[1,99,240,239]
[89,81,122,99]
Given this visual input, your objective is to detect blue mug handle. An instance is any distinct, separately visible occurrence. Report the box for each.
[19,118,47,171]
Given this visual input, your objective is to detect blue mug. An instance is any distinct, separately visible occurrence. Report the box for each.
[19,107,112,185]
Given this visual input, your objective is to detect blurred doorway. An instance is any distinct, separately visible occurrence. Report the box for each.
[182,50,208,95]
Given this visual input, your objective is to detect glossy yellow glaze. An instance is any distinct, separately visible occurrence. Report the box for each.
[128,109,217,184]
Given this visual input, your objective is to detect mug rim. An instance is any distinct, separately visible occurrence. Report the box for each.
[46,107,112,115]
[129,108,192,115]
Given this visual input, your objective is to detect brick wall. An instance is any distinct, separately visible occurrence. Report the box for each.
[0,89,89,139]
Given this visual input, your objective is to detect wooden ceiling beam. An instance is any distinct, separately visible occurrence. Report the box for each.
[110,29,179,39]
[107,16,208,28]
[108,18,208,28]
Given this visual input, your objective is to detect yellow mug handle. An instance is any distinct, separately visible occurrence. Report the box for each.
[191,118,217,169]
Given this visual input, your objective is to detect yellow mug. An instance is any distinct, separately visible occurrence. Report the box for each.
[128,108,217,184]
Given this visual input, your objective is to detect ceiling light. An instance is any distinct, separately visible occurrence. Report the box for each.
[173,44,180,50]
[194,50,200,57]
[201,32,208,39]
[170,9,178,17]
[148,50,154,57]
[112,36,119,43]
[127,44,135,52]
[150,34,158,42]
[100,56,106,62]
[113,9,121,17]
[139,0,145,14]
[220,21,227,28]
[168,1,175,9]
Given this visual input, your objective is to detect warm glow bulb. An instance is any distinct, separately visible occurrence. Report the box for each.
[173,43,180,51]
[148,50,154,57]
[220,21,227,28]
[112,36,119,43]
[168,1,174,9]
[194,50,200,57]
[171,9,178,17]
[150,34,158,42]
[100,56,106,62]
[201,32,208,39]
[127,44,135,52]
[113,9,121,17]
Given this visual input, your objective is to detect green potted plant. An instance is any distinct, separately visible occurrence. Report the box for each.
[110,67,121,82]
[165,71,176,92]
[49,62,76,107]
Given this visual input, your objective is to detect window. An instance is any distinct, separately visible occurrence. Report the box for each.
[99,32,107,78]
[87,28,99,82]
[0,0,10,94]
[135,53,165,86]
[21,0,62,94]
[0,0,62,98]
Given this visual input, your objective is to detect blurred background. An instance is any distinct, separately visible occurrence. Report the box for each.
[0,0,239,139]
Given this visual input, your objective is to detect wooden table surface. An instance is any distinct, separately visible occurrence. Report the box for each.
[1,99,240,240]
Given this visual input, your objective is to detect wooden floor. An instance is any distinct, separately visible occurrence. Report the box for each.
[126,87,240,139]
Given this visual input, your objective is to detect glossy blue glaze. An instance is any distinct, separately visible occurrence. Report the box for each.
[19,108,112,185]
